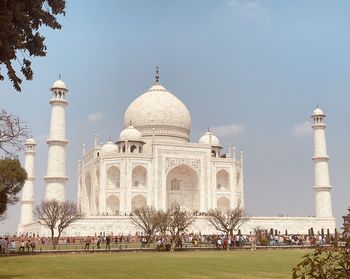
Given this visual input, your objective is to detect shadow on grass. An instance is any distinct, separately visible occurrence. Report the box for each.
[0,275,23,279]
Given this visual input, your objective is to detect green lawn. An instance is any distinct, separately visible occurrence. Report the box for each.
[0,249,307,279]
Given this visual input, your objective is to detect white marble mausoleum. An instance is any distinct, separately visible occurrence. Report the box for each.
[18,72,336,236]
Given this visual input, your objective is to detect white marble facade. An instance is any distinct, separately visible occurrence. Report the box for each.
[78,80,244,218]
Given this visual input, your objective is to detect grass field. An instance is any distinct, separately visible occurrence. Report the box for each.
[0,249,308,279]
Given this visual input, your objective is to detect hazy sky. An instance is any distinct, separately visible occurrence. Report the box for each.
[1,0,350,233]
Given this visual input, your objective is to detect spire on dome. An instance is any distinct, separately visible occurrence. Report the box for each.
[155,66,159,84]
[59,73,61,79]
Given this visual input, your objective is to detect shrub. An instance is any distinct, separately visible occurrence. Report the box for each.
[292,240,350,278]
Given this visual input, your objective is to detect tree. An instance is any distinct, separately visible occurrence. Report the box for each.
[159,203,194,252]
[0,158,27,219]
[0,110,28,155]
[0,0,66,92]
[207,206,249,250]
[34,200,83,249]
[130,206,159,246]
[292,241,350,278]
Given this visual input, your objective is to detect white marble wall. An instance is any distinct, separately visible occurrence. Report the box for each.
[19,216,336,237]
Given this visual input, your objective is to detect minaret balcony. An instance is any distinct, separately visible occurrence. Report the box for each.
[312,123,326,128]
[49,99,68,105]
[312,156,329,161]
[44,176,68,182]
[312,185,332,191]
[46,139,68,145]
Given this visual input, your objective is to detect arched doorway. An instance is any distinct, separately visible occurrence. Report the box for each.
[217,197,230,212]
[107,166,120,189]
[216,169,230,190]
[166,164,199,210]
[106,195,120,215]
[85,172,92,214]
[131,194,147,211]
[132,165,147,188]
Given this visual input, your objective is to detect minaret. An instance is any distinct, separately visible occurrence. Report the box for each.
[19,138,36,226]
[311,106,333,218]
[44,79,69,201]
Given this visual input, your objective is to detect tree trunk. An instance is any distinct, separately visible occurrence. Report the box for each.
[228,230,233,251]
[51,229,56,250]
[146,234,151,248]
[55,230,62,249]
[170,235,178,252]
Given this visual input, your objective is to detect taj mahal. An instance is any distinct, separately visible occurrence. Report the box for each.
[17,71,336,236]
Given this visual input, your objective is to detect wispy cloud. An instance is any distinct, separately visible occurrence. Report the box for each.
[88,112,104,124]
[211,124,245,138]
[293,121,313,137]
[227,0,268,20]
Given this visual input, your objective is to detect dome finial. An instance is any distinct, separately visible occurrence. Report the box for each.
[208,126,210,132]
[155,66,159,84]
[59,73,61,79]
[130,120,132,126]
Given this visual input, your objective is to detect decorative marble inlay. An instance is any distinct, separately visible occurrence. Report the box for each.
[132,162,148,169]
[216,167,230,172]
[165,157,200,174]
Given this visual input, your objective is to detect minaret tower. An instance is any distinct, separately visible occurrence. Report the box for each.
[44,79,69,201]
[311,106,333,218]
[19,138,36,227]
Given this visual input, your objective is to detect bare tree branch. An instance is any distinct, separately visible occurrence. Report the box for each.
[159,203,195,252]
[0,110,28,155]
[130,206,159,246]
[207,206,249,250]
[34,200,84,249]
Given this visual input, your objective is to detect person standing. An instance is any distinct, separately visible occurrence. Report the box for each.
[26,240,31,252]
[30,240,36,253]
[106,235,111,251]
[84,236,91,251]
[10,240,16,254]
[19,240,25,253]
[97,236,101,249]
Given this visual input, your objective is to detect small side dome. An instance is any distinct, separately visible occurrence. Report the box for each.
[198,131,221,147]
[51,79,68,91]
[312,107,325,116]
[26,138,36,145]
[101,141,118,155]
[119,125,143,142]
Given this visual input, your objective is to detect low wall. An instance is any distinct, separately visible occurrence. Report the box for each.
[18,216,336,237]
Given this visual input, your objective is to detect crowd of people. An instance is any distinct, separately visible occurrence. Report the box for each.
[1,230,349,255]
[0,237,36,255]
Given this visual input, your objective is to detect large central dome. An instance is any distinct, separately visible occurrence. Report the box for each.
[124,83,191,142]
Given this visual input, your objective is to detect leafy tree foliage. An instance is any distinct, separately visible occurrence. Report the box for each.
[292,240,350,278]
[0,0,66,91]
[0,109,28,155]
[0,158,27,219]
[34,199,83,249]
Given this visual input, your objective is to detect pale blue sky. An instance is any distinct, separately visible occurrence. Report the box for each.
[1,0,350,233]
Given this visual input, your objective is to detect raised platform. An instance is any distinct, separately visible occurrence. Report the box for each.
[18,216,336,237]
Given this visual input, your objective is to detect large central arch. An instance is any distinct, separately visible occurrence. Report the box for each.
[166,164,199,210]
